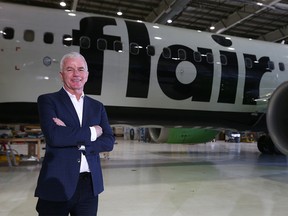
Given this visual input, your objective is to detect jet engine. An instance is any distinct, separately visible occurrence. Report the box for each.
[148,128,219,144]
[266,81,288,155]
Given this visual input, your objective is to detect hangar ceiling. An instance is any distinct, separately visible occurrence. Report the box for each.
[2,0,288,43]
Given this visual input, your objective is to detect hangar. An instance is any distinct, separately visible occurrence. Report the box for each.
[1,0,288,215]
[5,0,288,43]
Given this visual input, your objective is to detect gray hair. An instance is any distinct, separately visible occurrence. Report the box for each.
[60,52,88,71]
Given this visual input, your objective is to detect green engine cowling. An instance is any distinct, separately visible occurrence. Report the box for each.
[149,128,219,144]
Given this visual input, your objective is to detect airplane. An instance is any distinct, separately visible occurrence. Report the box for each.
[0,2,287,154]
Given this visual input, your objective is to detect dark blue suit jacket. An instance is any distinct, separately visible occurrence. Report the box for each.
[35,88,115,201]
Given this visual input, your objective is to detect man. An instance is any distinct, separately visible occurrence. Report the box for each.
[35,52,115,215]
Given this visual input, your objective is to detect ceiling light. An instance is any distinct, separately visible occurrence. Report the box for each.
[60,1,66,7]
[68,12,76,16]
[210,25,215,30]
[167,19,172,23]
[117,11,122,16]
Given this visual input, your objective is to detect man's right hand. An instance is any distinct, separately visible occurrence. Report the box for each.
[53,117,66,126]
[93,125,103,137]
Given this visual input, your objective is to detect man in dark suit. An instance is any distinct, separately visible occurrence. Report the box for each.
[35,52,115,215]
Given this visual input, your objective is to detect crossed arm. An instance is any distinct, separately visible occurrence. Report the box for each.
[52,117,103,138]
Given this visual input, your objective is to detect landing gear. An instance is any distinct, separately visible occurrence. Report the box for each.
[257,135,282,154]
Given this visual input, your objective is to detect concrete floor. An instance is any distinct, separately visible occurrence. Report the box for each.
[1,139,288,216]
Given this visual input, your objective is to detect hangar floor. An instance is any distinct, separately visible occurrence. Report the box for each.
[1,139,288,216]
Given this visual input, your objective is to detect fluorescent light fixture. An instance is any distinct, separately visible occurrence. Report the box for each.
[117,11,123,16]
[60,1,66,7]
[167,19,172,23]
[210,25,215,30]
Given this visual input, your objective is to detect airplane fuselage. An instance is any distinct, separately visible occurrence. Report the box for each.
[0,3,287,130]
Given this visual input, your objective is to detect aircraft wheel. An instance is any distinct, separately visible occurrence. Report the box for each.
[257,135,274,154]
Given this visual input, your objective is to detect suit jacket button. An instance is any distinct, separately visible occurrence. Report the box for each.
[77,159,81,163]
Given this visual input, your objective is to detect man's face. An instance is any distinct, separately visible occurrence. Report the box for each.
[60,57,89,93]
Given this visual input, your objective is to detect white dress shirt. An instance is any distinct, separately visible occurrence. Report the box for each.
[64,88,97,173]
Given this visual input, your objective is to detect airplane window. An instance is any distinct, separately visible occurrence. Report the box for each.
[114,41,123,52]
[24,30,34,42]
[80,36,90,49]
[2,27,14,39]
[97,38,107,51]
[130,43,139,55]
[147,45,155,56]
[268,61,275,70]
[245,58,253,69]
[206,53,214,64]
[178,49,186,60]
[63,34,72,46]
[279,62,285,71]
[162,47,171,59]
[220,54,227,65]
[193,51,202,62]
[44,32,54,44]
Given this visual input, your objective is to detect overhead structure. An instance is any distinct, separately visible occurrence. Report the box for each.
[146,0,191,24]
[3,0,288,43]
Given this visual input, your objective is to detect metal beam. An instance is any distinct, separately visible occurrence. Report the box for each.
[146,0,190,24]
[211,0,281,34]
[258,25,288,42]
[71,0,79,11]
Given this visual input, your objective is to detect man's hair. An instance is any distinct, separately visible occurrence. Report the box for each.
[60,52,88,71]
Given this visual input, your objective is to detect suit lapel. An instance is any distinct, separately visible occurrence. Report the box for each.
[59,88,80,126]
[82,96,89,127]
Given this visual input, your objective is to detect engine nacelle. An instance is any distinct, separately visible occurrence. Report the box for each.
[266,81,288,155]
[148,128,218,143]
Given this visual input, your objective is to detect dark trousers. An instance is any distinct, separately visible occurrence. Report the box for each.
[36,172,98,216]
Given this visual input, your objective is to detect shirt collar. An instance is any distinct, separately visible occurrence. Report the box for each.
[63,87,85,99]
